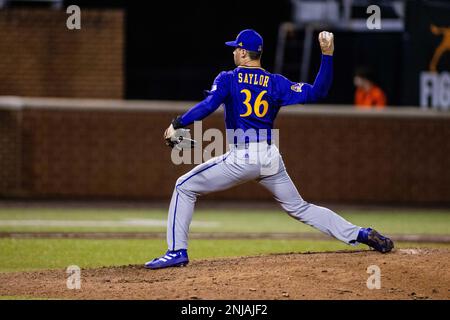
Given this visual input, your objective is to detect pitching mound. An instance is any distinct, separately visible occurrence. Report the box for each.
[0,248,449,300]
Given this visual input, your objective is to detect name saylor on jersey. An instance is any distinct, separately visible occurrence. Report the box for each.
[238,72,270,87]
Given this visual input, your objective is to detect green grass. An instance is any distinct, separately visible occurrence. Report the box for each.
[0,208,449,235]
[0,207,448,273]
[0,238,449,273]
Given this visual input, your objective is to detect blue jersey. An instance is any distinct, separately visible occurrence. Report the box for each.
[178,54,333,143]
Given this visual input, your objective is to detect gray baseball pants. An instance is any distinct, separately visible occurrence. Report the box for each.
[166,142,361,250]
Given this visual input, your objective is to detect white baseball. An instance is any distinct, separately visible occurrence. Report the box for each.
[319,31,334,55]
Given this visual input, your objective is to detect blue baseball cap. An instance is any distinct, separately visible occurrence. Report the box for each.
[225,29,263,52]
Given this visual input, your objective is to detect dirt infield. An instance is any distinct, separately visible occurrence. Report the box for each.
[0,249,449,300]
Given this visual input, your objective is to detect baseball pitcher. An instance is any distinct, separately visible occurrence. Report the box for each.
[145,29,394,269]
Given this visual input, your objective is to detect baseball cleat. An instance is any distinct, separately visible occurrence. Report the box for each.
[144,249,189,269]
[357,228,394,253]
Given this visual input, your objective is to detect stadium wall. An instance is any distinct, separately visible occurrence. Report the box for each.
[0,9,124,99]
[0,98,449,205]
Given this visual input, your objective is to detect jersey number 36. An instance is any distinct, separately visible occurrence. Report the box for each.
[240,89,269,118]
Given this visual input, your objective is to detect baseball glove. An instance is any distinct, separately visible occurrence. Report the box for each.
[164,118,197,150]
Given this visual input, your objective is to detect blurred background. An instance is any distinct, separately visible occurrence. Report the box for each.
[0,0,449,204]
[0,0,448,105]
[0,0,449,276]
